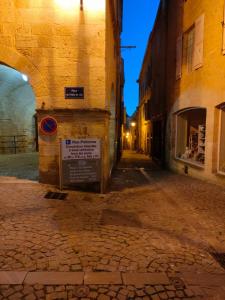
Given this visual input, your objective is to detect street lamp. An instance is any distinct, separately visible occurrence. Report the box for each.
[131,122,136,127]
[21,73,28,82]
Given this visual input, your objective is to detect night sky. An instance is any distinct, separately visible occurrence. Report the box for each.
[121,0,160,116]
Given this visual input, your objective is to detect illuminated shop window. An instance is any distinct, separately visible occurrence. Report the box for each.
[176,108,206,165]
[218,107,225,174]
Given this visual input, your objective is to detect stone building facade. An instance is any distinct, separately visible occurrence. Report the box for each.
[0,0,123,189]
[139,0,225,185]
[137,1,167,162]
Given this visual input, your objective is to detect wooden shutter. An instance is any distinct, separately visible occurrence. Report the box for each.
[176,35,183,80]
[193,14,205,70]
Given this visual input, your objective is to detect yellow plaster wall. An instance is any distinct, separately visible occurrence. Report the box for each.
[138,74,151,154]
[167,0,225,184]
[0,0,107,109]
[38,110,110,185]
[105,0,118,172]
[0,0,120,187]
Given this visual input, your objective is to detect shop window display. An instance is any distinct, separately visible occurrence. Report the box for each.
[176,108,206,165]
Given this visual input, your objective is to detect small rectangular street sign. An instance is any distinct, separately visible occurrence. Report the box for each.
[60,139,101,187]
[64,87,84,99]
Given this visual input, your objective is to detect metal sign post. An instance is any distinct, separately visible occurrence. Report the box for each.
[59,138,63,191]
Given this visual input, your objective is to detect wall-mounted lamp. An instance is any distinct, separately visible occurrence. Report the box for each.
[80,0,83,10]
[21,73,28,82]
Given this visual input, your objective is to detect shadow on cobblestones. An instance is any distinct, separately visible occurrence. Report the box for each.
[1,151,225,298]
[110,168,150,191]
[101,209,142,228]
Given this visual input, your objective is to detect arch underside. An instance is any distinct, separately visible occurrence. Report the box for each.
[0,45,48,107]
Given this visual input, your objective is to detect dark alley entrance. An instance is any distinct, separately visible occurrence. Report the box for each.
[110,150,160,191]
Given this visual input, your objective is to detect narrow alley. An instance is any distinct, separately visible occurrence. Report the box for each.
[1,0,225,299]
[0,151,225,299]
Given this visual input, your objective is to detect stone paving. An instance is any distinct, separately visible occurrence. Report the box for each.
[0,151,225,299]
[0,153,38,181]
[0,283,195,300]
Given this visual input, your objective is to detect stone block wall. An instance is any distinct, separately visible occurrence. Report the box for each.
[0,0,121,187]
[165,0,225,185]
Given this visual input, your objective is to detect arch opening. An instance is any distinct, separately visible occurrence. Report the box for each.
[0,64,38,181]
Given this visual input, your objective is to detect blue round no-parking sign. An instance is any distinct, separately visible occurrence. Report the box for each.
[40,116,57,135]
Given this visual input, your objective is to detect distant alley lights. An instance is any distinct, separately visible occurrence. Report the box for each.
[54,0,105,12]
[131,122,136,127]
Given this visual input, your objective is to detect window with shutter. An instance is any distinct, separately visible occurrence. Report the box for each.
[193,14,205,70]
[176,35,183,80]
[183,26,195,73]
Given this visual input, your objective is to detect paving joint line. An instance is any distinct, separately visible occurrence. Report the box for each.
[139,167,152,182]
[0,271,170,286]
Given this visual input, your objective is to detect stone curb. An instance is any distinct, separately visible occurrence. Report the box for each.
[122,272,170,285]
[84,272,122,285]
[24,272,84,285]
[181,272,225,287]
[0,271,169,286]
[0,272,28,285]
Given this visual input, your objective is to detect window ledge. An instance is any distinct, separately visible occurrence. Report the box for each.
[174,157,205,169]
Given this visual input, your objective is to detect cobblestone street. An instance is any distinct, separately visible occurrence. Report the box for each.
[0,151,225,299]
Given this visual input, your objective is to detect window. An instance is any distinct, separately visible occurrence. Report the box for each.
[183,27,195,72]
[182,14,205,72]
[218,106,225,174]
[176,108,206,166]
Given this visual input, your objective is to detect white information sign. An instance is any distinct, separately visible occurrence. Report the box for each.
[62,139,100,160]
[60,138,101,188]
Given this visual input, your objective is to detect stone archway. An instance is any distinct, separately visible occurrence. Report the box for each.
[0,46,47,181]
[0,45,48,109]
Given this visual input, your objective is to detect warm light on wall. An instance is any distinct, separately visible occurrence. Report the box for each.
[85,0,105,12]
[54,0,79,10]
[54,0,105,12]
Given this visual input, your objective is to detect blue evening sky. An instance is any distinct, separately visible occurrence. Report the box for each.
[121,0,160,116]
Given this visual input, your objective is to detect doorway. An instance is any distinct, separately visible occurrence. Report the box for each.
[151,120,164,164]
